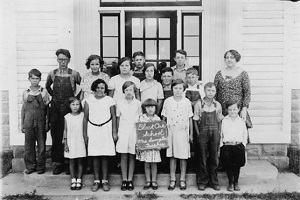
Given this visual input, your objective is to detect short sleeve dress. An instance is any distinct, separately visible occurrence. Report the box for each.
[136,114,161,163]
[161,97,193,159]
[64,112,86,159]
[84,95,116,156]
[116,98,142,154]
[214,70,252,129]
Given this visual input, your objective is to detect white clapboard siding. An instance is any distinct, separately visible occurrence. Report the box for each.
[291,3,300,89]
[15,0,60,140]
[242,0,286,143]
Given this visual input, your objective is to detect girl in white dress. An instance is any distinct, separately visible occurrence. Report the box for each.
[83,79,117,192]
[63,97,86,190]
[116,81,142,191]
[161,79,193,191]
[136,98,161,190]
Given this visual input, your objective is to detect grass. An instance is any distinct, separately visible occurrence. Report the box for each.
[2,190,48,200]
[180,191,300,200]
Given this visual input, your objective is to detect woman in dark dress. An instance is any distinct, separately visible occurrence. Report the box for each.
[214,49,252,142]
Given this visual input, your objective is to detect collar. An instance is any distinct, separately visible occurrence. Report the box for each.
[224,115,242,121]
[202,97,217,105]
[171,65,189,72]
[187,84,198,88]
[134,67,144,72]
[27,86,42,93]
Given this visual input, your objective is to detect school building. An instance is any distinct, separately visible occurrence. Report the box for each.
[0,0,299,171]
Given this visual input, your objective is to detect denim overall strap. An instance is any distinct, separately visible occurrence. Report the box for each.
[185,85,201,103]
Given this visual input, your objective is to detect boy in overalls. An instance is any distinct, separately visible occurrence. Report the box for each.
[193,82,223,191]
[46,49,81,175]
[21,69,50,174]
[184,67,204,184]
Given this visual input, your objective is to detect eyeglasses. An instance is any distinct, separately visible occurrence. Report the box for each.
[58,58,69,62]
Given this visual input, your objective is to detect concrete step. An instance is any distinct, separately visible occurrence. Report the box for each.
[23,160,278,188]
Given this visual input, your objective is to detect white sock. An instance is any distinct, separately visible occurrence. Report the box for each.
[71,178,76,183]
[77,179,81,183]
[102,180,108,184]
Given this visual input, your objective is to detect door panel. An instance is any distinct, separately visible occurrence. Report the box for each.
[125,11,177,67]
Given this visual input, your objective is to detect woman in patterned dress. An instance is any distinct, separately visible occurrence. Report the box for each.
[214,49,252,143]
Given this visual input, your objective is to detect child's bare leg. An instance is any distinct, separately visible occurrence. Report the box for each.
[69,159,76,179]
[144,162,151,182]
[169,157,177,181]
[128,154,135,181]
[101,156,108,180]
[151,163,158,182]
[77,158,84,179]
[120,154,128,181]
[93,156,100,181]
[179,159,187,181]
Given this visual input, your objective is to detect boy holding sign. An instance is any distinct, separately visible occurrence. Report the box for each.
[136,99,163,190]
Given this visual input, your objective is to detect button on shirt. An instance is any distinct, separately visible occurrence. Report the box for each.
[221,115,247,147]
[171,65,190,83]
[193,97,223,122]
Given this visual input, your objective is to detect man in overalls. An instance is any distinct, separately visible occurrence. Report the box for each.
[193,82,223,191]
[46,49,82,175]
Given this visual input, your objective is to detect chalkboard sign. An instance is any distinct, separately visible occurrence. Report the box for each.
[136,120,168,151]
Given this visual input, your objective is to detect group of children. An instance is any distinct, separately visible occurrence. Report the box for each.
[21,49,247,193]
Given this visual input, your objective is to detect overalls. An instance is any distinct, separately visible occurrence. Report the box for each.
[23,90,46,171]
[185,85,202,183]
[197,102,220,186]
[50,69,73,165]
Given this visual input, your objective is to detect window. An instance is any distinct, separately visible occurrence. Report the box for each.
[182,13,202,80]
[100,13,120,66]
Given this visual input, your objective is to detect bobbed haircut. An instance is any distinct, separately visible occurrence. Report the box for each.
[161,67,174,75]
[85,55,104,69]
[122,81,137,93]
[143,63,157,76]
[174,49,187,57]
[56,49,71,59]
[186,68,198,76]
[68,96,82,113]
[224,49,241,62]
[132,51,145,59]
[118,57,134,71]
[225,100,240,110]
[90,78,108,94]
[28,68,42,78]
[142,98,158,114]
[204,82,216,90]
[171,79,186,91]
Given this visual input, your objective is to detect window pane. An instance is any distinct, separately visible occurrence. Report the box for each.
[132,40,143,56]
[184,37,199,57]
[159,40,170,60]
[145,40,157,60]
[132,18,143,38]
[103,37,118,57]
[184,16,199,36]
[103,17,118,36]
[145,18,157,38]
[187,57,200,68]
[159,18,170,38]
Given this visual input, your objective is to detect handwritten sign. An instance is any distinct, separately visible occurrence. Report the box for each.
[136,121,168,151]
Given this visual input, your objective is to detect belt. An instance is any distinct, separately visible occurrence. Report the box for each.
[223,142,242,146]
[88,117,112,127]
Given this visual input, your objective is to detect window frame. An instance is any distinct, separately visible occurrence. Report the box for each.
[100,13,121,62]
[181,12,202,80]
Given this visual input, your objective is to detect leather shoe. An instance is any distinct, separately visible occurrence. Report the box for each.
[37,169,45,174]
[234,183,240,191]
[227,183,234,191]
[198,185,206,190]
[53,165,64,175]
[24,168,36,174]
[212,184,220,191]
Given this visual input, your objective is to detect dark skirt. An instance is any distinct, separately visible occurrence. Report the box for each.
[220,143,246,169]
